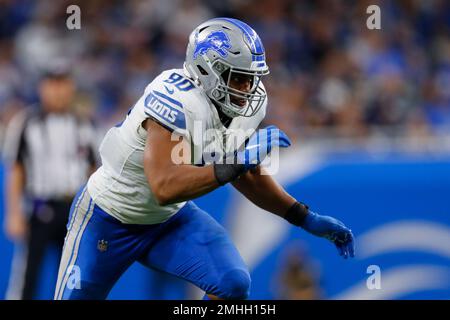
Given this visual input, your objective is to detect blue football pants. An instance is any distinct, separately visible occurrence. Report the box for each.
[54,185,250,300]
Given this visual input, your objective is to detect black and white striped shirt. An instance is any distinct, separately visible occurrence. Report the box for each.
[2,107,98,200]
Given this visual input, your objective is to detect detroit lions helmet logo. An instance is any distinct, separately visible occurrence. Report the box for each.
[193,30,231,59]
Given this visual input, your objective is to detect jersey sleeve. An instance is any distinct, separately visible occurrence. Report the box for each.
[2,109,28,166]
[142,71,190,136]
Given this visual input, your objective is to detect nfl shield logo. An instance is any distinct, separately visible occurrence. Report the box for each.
[97,240,108,252]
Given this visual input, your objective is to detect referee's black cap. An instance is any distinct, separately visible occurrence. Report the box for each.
[41,59,72,79]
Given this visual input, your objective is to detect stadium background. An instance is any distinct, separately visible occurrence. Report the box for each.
[0,0,449,299]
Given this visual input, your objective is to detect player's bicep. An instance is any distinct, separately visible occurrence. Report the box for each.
[143,119,190,181]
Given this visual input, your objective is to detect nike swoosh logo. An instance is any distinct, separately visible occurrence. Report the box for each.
[164,85,174,94]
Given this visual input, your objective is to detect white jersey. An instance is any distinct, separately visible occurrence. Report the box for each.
[87,68,267,224]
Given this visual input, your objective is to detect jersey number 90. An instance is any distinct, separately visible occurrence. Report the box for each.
[163,73,195,92]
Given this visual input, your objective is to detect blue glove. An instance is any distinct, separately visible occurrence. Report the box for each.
[236,125,291,170]
[302,211,355,259]
[214,125,291,185]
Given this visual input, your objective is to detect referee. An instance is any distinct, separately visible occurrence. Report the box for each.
[2,64,98,300]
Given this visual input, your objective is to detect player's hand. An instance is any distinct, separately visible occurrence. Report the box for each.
[236,125,291,171]
[301,211,355,259]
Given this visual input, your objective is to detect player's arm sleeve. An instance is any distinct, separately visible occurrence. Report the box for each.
[142,89,188,137]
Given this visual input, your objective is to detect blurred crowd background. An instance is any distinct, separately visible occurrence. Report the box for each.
[0,0,449,144]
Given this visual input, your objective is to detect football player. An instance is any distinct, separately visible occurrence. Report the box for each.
[54,18,354,300]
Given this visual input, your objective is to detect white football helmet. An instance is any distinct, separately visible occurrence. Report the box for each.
[184,17,269,118]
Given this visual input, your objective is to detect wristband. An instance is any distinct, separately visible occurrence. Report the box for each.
[213,164,246,185]
[284,201,309,226]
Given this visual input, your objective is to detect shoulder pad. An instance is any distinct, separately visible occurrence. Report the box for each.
[143,70,195,134]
